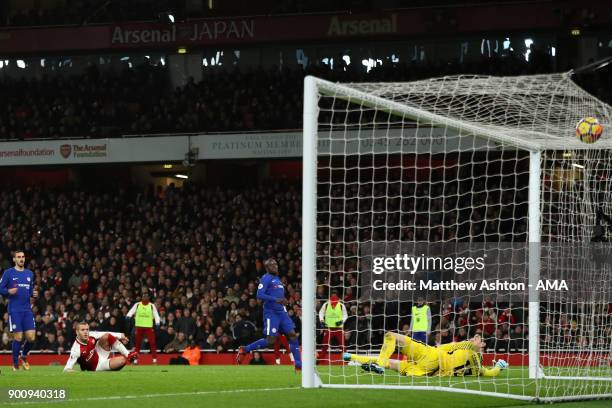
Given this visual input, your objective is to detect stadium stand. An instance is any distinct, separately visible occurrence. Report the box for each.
[4,52,611,141]
[1,181,609,354]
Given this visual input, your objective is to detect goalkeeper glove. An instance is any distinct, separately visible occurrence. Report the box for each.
[336,321,343,327]
[494,359,509,370]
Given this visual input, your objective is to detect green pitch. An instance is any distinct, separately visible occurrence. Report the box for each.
[2,366,610,408]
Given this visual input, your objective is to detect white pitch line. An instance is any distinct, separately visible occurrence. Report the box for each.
[4,386,300,405]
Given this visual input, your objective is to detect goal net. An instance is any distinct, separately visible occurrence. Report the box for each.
[301,73,612,402]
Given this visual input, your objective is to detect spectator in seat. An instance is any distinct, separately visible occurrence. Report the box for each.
[57,334,67,354]
[249,351,266,365]
[1,332,10,351]
[164,331,188,353]
[511,326,525,350]
[216,334,233,353]
[157,325,173,351]
[42,332,60,353]
[439,327,453,345]
[498,308,516,325]
[38,314,56,337]
[231,314,256,345]
[166,313,177,331]
[205,334,217,350]
[481,312,496,338]
[175,307,197,340]
[454,326,469,342]
[194,319,211,348]
[68,269,83,289]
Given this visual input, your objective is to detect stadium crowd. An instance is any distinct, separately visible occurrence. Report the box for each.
[4,45,610,141]
[1,180,610,354]
[0,182,303,353]
[0,2,610,353]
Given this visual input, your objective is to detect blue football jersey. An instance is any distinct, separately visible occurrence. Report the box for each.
[257,273,286,313]
[0,267,34,313]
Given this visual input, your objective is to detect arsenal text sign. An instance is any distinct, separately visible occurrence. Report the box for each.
[111,20,255,45]
[0,1,584,54]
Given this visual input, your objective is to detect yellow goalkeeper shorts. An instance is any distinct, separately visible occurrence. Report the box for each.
[399,361,433,376]
[399,337,440,374]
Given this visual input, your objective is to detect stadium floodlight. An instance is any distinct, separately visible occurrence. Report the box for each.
[158,12,175,23]
[302,73,612,402]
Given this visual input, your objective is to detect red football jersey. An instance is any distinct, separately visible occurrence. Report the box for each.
[75,337,99,371]
[64,331,125,372]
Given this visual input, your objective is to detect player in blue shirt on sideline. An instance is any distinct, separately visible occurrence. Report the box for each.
[0,250,38,371]
[237,258,302,371]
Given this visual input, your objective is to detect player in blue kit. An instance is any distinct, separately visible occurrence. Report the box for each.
[0,250,38,371]
[237,258,302,370]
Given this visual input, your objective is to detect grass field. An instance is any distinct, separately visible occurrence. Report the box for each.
[319,364,612,400]
[2,365,611,408]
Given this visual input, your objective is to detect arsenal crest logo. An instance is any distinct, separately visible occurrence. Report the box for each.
[60,144,71,159]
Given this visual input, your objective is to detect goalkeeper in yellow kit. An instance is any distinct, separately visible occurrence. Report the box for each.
[343,332,508,376]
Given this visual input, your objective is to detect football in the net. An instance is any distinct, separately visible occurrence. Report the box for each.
[575,117,603,143]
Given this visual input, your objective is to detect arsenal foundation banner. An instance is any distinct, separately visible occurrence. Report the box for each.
[0,127,493,166]
[0,137,189,166]
[0,1,608,54]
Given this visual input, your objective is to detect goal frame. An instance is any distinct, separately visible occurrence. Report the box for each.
[300,75,612,401]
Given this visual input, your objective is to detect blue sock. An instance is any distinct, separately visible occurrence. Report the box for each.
[245,338,269,353]
[12,340,21,367]
[22,340,34,360]
[289,339,302,368]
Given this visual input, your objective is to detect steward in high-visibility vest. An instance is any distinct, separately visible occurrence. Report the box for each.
[324,301,344,328]
[318,294,348,356]
[181,341,201,365]
[410,298,431,344]
[135,302,154,328]
[126,292,161,364]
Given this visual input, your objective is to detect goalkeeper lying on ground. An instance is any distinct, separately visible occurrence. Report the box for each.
[344,332,508,377]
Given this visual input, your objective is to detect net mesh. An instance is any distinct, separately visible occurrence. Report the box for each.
[309,73,612,401]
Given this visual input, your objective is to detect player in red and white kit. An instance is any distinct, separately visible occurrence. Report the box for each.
[63,321,137,372]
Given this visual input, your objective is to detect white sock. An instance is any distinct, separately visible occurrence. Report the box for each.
[112,340,129,357]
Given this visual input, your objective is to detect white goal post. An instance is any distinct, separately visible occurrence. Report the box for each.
[301,73,612,402]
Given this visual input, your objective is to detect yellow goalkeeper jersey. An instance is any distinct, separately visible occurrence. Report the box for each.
[399,338,501,377]
[437,341,500,377]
